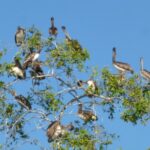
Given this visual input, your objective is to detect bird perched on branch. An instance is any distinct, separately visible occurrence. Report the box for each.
[15,95,31,110]
[23,49,41,69]
[15,26,26,47]
[61,26,71,42]
[61,26,82,51]
[112,47,134,75]
[78,103,98,122]
[140,57,150,81]
[49,17,58,38]
[30,61,45,80]
[47,121,74,142]
[10,57,26,79]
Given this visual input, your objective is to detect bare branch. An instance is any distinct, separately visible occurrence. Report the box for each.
[54,75,78,98]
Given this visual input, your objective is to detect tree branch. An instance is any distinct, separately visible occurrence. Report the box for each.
[58,94,87,120]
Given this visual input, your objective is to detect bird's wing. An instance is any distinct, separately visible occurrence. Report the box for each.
[115,61,132,70]
[15,58,23,69]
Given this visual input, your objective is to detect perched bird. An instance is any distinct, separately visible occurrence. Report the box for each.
[78,103,98,122]
[15,26,26,47]
[47,121,74,142]
[30,61,45,80]
[140,57,150,81]
[47,121,61,142]
[49,17,58,37]
[61,26,72,42]
[23,49,41,69]
[112,47,134,74]
[10,57,26,79]
[62,26,82,51]
[30,61,45,85]
[15,95,31,110]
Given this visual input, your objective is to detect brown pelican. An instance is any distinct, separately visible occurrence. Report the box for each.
[112,47,134,74]
[49,17,58,37]
[30,61,45,80]
[140,57,150,81]
[47,121,74,142]
[61,26,82,51]
[78,103,98,122]
[61,26,71,42]
[15,26,26,47]
[10,57,26,79]
[15,95,31,110]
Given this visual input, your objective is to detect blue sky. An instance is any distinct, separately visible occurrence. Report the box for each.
[0,0,150,149]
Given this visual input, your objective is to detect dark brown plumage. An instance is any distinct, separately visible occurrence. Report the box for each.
[140,57,150,80]
[78,103,98,122]
[49,17,58,37]
[112,47,134,74]
[15,95,31,110]
[30,61,45,80]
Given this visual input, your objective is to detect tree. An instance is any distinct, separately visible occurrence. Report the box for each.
[0,20,150,150]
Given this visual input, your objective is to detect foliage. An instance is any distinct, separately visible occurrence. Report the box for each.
[0,24,150,150]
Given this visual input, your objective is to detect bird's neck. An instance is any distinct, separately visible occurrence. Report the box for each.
[78,104,82,113]
[112,53,116,63]
[51,21,54,28]
[140,59,143,71]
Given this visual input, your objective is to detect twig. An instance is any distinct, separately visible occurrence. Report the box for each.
[54,75,78,98]
[55,86,81,96]
[31,73,54,79]
[15,138,48,150]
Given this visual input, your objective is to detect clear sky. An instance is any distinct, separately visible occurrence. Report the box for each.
[0,0,150,150]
